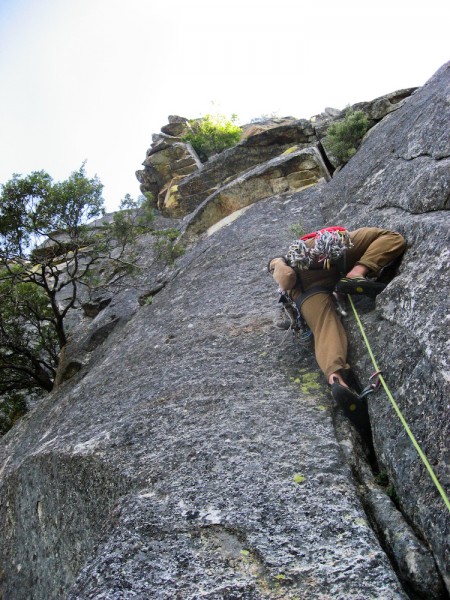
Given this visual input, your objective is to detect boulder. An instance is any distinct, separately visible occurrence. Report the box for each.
[160,115,189,137]
[240,116,298,139]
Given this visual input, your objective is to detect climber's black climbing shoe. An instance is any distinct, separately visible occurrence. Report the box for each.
[335,276,386,298]
[331,378,371,431]
[331,378,360,407]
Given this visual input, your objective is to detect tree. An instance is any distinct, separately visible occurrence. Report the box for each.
[0,164,104,350]
[0,165,154,402]
[0,272,58,392]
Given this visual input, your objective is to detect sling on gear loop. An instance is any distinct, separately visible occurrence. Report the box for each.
[347,294,450,514]
[286,227,353,270]
[278,292,312,344]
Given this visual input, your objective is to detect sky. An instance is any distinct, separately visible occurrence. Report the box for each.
[0,0,448,213]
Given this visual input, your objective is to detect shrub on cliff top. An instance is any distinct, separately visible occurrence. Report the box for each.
[182,114,242,162]
[326,109,370,163]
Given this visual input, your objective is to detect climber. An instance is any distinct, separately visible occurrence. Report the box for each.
[268,227,406,409]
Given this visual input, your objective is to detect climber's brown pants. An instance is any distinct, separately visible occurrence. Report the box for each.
[299,228,407,379]
[301,292,350,379]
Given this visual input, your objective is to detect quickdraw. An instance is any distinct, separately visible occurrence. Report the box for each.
[358,370,383,399]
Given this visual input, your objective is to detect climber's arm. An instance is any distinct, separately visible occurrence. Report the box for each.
[268,257,297,292]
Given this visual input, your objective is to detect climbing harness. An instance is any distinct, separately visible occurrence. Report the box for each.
[273,227,353,337]
[347,294,450,514]
[275,288,347,347]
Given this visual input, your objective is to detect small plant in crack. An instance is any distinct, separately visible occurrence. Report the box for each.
[375,470,399,503]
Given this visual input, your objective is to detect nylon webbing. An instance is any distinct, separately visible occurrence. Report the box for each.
[347,294,450,514]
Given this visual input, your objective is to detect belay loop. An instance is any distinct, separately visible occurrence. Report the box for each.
[287,226,353,270]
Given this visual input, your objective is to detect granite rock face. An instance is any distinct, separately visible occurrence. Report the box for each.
[0,64,449,599]
[0,200,408,600]
[318,61,450,591]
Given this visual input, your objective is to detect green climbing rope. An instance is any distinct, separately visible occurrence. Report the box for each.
[347,294,450,514]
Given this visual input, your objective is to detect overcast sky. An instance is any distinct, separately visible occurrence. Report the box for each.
[0,0,448,212]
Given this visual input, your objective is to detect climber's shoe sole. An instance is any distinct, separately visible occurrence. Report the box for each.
[331,379,370,431]
[335,276,386,298]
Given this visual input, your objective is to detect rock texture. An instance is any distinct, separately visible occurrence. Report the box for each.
[136,88,417,218]
[137,118,320,216]
[0,63,449,600]
[180,146,331,244]
[136,141,202,213]
[318,63,450,592]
